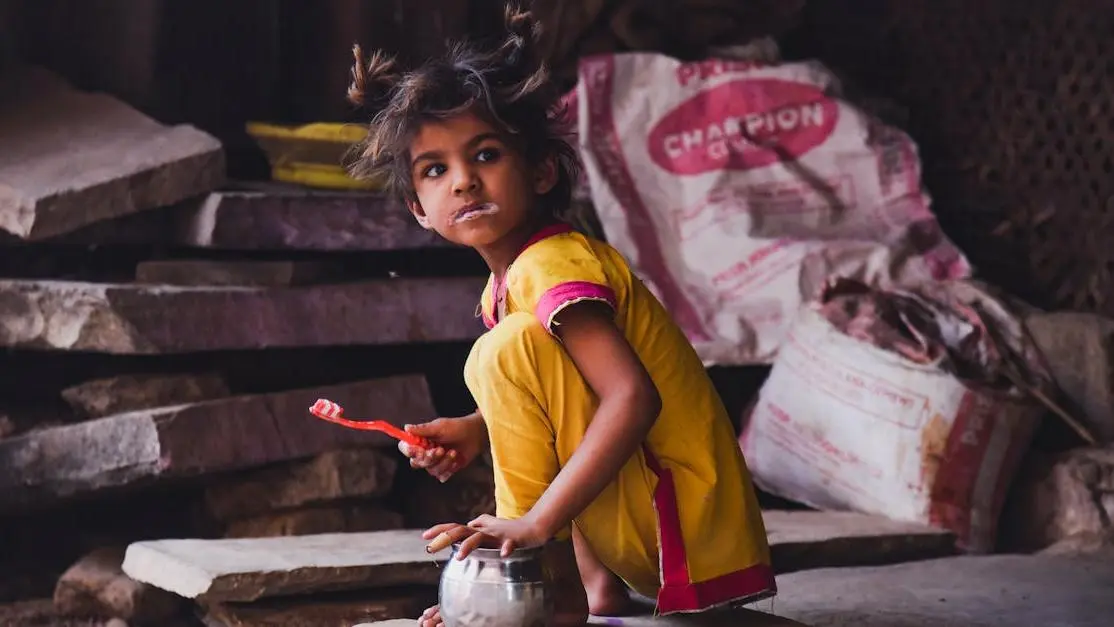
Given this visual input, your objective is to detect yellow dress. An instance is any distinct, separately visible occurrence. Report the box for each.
[464,223,775,614]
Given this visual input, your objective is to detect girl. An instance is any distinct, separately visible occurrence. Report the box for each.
[347,7,775,626]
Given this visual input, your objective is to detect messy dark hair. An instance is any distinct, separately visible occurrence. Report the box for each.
[346,5,579,217]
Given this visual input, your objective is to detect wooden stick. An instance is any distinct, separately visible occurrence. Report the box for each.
[425,532,454,554]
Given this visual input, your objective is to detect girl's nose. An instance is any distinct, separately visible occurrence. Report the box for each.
[452,168,479,195]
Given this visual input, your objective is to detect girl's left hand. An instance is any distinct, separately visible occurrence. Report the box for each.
[422,515,549,559]
[468,514,550,556]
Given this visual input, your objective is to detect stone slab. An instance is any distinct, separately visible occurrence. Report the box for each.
[0,376,434,509]
[0,277,486,353]
[52,186,449,252]
[178,188,447,251]
[122,530,442,602]
[206,449,398,522]
[772,553,1114,627]
[205,589,435,627]
[121,510,954,605]
[351,606,807,627]
[763,510,956,574]
[134,260,336,287]
[586,604,805,626]
[61,373,230,419]
[0,66,224,240]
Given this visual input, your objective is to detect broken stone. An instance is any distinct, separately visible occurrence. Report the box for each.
[206,449,398,521]
[0,66,224,240]
[204,588,435,627]
[763,510,956,574]
[122,529,441,602]
[223,505,404,538]
[1026,311,1114,443]
[0,376,436,510]
[1001,446,1114,552]
[0,277,486,353]
[134,260,336,287]
[61,373,230,419]
[1040,528,1114,556]
[53,547,184,623]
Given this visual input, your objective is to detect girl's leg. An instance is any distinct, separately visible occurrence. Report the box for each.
[573,525,632,616]
[457,313,657,618]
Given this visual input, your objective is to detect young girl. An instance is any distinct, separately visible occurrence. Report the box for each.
[347,7,775,625]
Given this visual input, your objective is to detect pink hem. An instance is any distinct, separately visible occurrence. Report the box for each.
[643,447,777,615]
[535,281,617,332]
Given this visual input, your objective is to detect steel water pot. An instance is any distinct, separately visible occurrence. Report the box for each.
[438,543,554,627]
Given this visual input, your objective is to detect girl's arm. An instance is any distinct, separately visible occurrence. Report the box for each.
[521,301,662,538]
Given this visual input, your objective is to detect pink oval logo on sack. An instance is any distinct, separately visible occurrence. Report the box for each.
[648,79,839,175]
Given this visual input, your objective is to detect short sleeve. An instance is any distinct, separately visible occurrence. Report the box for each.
[508,235,618,334]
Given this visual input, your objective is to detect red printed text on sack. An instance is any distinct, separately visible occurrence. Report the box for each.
[648,79,839,175]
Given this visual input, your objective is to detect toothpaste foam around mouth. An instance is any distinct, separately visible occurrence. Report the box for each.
[452,203,499,224]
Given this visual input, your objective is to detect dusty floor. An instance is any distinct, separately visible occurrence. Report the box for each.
[764,552,1114,627]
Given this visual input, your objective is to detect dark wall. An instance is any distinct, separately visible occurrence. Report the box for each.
[8,0,506,179]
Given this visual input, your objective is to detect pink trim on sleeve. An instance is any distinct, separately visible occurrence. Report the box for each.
[535,281,617,332]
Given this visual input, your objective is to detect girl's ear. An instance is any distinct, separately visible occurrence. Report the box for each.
[532,155,558,195]
[407,199,433,229]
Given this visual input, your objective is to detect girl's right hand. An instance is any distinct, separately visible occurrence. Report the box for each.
[398,412,487,482]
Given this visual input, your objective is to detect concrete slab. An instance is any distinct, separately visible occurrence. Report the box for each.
[772,553,1114,627]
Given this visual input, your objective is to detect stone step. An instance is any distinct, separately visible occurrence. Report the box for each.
[763,509,957,573]
[0,66,223,241]
[121,511,955,603]
[0,376,433,510]
[0,277,486,353]
[54,187,448,252]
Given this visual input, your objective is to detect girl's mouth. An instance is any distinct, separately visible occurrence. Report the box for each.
[451,202,499,224]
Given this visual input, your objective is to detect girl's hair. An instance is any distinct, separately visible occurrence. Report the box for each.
[346,5,579,216]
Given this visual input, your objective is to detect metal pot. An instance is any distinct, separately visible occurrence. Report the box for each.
[438,543,554,627]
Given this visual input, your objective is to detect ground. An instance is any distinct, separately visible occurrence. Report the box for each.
[768,552,1114,627]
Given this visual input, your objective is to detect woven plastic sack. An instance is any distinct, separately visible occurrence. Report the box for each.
[572,50,971,365]
[739,279,1052,552]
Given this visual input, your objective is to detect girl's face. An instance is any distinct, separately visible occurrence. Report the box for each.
[406,111,556,249]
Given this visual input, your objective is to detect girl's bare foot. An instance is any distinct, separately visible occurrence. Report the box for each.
[418,604,443,627]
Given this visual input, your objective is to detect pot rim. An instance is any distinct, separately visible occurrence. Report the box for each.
[449,542,549,559]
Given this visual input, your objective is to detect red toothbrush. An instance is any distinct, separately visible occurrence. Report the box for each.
[309,398,433,450]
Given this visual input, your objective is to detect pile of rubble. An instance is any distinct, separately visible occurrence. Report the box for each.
[0,66,494,623]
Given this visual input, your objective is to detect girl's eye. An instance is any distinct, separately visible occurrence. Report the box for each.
[476,148,500,162]
[423,164,446,178]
